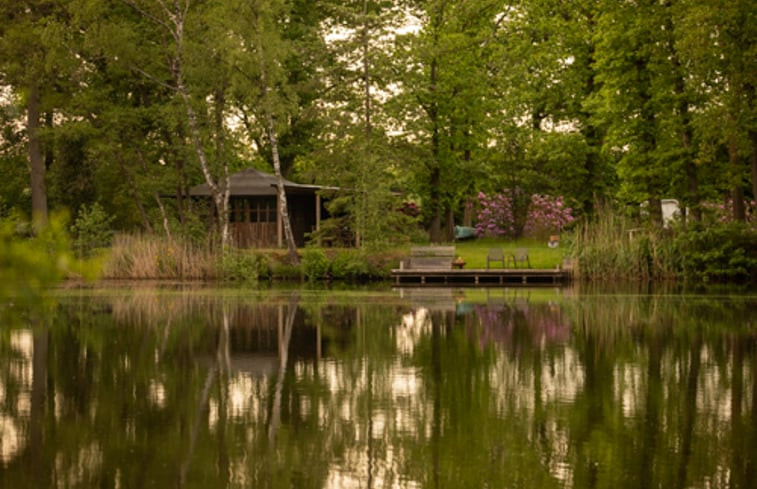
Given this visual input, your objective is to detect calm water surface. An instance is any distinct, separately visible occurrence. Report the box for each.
[1,285,755,488]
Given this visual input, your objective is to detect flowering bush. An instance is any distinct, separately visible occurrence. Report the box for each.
[475,190,517,237]
[701,199,756,224]
[475,190,574,238]
[524,194,575,237]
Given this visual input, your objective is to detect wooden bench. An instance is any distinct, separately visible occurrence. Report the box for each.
[404,246,456,270]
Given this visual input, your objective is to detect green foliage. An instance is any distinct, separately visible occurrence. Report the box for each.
[1,0,754,281]
[330,249,371,281]
[301,248,331,281]
[219,250,270,284]
[71,202,115,257]
[270,262,302,281]
[0,212,100,303]
[674,223,757,283]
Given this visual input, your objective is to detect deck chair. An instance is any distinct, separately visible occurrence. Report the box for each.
[509,248,531,268]
[486,248,505,269]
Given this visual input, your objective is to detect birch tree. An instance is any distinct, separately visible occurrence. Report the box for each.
[121,0,232,245]
[226,0,299,263]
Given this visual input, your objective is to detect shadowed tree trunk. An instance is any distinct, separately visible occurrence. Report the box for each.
[676,338,701,489]
[728,137,746,221]
[750,130,757,203]
[28,82,48,224]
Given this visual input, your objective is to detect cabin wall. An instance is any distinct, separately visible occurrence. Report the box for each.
[230,196,278,248]
[228,195,322,248]
[288,195,318,247]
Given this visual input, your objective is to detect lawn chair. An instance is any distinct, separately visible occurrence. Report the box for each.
[509,248,531,268]
[486,248,505,269]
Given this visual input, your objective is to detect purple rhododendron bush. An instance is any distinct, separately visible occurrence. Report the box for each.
[475,189,575,239]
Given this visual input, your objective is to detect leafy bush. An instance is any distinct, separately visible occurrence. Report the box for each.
[700,199,756,224]
[330,250,371,281]
[1,212,99,302]
[476,189,574,239]
[271,262,302,280]
[674,223,757,283]
[219,250,270,283]
[301,248,330,281]
[523,194,575,238]
[71,203,114,257]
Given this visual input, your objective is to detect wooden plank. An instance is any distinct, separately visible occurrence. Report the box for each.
[391,268,570,287]
[406,245,456,270]
[410,246,455,257]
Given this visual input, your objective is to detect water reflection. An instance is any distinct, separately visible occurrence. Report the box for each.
[0,286,755,488]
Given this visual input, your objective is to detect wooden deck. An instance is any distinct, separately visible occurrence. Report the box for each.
[391,267,571,286]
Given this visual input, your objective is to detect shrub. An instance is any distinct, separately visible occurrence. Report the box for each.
[701,199,756,224]
[330,249,370,281]
[674,223,757,283]
[71,203,114,257]
[219,250,270,283]
[301,248,330,281]
[476,189,574,239]
[523,194,575,238]
[271,262,302,280]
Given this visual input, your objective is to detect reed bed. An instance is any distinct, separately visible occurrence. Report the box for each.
[103,233,220,280]
[569,211,677,281]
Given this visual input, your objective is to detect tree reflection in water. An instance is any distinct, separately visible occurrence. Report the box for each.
[0,287,754,488]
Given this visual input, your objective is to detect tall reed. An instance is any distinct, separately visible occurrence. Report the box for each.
[569,210,677,281]
[103,233,220,280]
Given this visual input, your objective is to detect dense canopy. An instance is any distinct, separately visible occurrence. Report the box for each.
[1,0,755,245]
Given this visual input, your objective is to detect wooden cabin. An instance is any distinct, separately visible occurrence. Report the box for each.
[189,168,330,248]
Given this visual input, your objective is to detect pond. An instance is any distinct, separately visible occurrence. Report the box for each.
[1,285,755,488]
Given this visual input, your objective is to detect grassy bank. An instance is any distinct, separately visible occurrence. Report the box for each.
[100,233,564,283]
[451,238,564,269]
[101,234,406,283]
[100,220,757,285]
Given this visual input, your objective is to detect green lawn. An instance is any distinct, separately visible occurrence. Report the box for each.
[451,237,566,269]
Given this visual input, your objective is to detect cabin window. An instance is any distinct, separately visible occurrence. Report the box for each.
[231,198,275,223]
[255,198,276,223]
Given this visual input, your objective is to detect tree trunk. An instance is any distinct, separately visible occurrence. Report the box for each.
[154,193,172,241]
[362,0,371,139]
[445,206,455,242]
[118,155,153,232]
[429,167,442,243]
[428,53,443,244]
[750,129,757,204]
[268,113,299,264]
[178,82,230,246]
[663,0,700,223]
[728,137,746,221]
[28,82,48,225]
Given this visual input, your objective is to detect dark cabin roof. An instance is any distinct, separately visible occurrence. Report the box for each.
[189,168,328,197]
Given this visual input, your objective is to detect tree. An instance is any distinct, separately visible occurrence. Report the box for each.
[225,0,300,263]
[0,0,77,224]
[396,0,503,242]
[308,0,413,248]
[676,0,757,221]
[119,0,233,246]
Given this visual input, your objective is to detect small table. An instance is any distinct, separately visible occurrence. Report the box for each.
[452,261,466,269]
